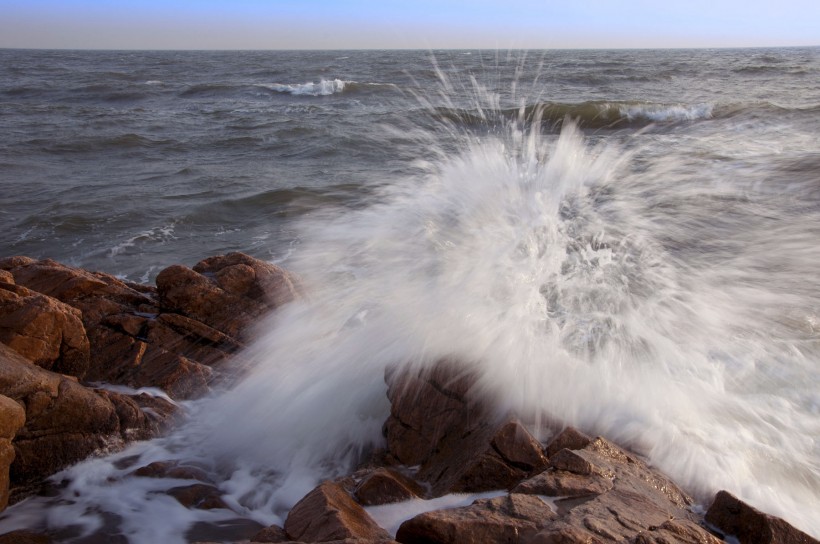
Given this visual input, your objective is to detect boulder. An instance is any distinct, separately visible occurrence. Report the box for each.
[0,283,90,378]
[544,427,592,459]
[85,326,212,399]
[0,343,176,492]
[167,483,228,510]
[384,361,547,496]
[0,255,280,399]
[705,490,819,544]
[156,253,298,340]
[396,493,556,544]
[284,481,391,542]
[251,524,289,542]
[0,395,25,510]
[354,468,424,506]
[0,531,52,544]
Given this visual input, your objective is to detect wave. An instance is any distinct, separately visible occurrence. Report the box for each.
[262,79,396,97]
[434,100,715,130]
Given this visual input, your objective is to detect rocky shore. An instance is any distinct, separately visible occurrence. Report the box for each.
[0,254,816,544]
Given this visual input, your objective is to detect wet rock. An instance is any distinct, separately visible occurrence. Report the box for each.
[396,493,556,544]
[0,283,90,378]
[384,361,547,496]
[285,481,391,542]
[0,530,53,544]
[251,524,289,542]
[157,253,298,340]
[705,490,819,544]
[0,395,25,510]
[132,460,211,482]
[167,483,228,510]
[544,427,592,459]
[85,326,212,399]
[513,469,613,498]
[0,343,174,491]
[354,467,424,506]
[526,523,604,544]
[382,360,488,467]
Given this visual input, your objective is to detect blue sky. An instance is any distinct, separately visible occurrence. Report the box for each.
[2,0,818,49]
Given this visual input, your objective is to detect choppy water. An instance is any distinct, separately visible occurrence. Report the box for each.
[1,48,819,542]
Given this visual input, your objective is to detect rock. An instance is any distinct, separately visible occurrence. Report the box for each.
[0,395,25,510]
[513,470,613,498]
[0,283,90,378]
[85,326,212,399]
[544,427,592,459]
[396,493,556,544]
[0,343,176,492]
[384,361,547,496]
[157,253,298,340]
[132,460,211,482]
[705,490,819,544]
[382,361,487,468]
[285,481,391,542]
[0,530,53,544]
[521,437,719,543]
[251,525,289,542]
[0,271,13,284]
[167,483,228,510]
[354,468,424,506]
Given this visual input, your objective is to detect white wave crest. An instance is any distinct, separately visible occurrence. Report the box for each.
[265,78,348,96]
[614,102,714,122]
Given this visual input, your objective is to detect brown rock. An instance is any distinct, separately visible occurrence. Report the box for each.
[382,360,487,467]
[0,395,25,511]
[0,530,53,544]
[513,470,613,498]
[0,271,13,284]
[85,326,212,399]
[167,483,228,510]
[549,449,610,477]
[354,468,424,506]
[526,523,604,544]
[544,427,592,459]
[396,493,556,544]
[0,343,172,491]
[251,525,289,542]
[157,253,297,340]
[0,283,90,378]
[132,460,210,482]
[285,481,391,542]
[385,361,548,496]
[705,490,819,544]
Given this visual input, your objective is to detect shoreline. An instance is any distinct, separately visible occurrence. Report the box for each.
[0,253,817,543]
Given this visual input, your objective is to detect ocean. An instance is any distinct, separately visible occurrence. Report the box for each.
[0,48,819,542]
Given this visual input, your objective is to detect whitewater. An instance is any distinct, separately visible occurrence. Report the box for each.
[0,48,818,542]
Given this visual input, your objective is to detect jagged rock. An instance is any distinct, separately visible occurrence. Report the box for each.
[0,343,176,491]
[513,469,613,498]
[284,481,391,542]
[132,460,211,482]
[0,530,52,544]
[251,524,289,542]
[0,282,90,378]
[156,253,298,340]
[0,255,278,399]
[384,361,547,496]
[354,467,424,506]
[396,493,556,544]
[167,483,228,510]
[0,395,25,510]
[382,360,488,467]
[705,490,819,544]
[544,427,592,459]
[85,326,212,399]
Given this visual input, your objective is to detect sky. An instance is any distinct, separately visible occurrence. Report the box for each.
[1,0,818,50]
